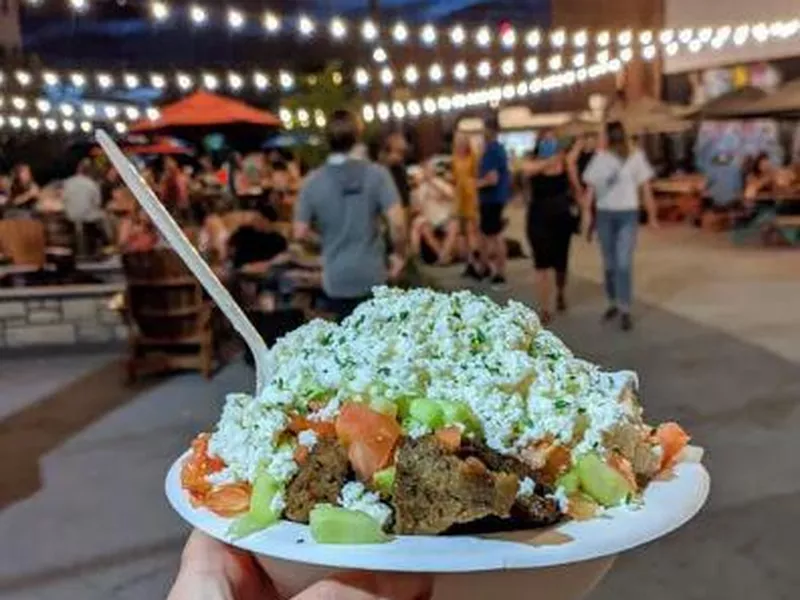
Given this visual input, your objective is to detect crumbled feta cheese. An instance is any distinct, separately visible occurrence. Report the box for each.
[297,429,318,450]
[548,486,571,513]
[270,492,287,515]
[517,477,536,499]
[207,287,648,484]
[338,482,393,528]
[206,468,235,487]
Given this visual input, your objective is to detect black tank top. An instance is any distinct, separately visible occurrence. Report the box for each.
[528,172,572,223]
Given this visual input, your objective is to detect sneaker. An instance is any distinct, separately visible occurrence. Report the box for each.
[557,294,568,313]
[461,263,485,281]
[621,313,634,331]
[602,307,619,322]
[490,274,507,287]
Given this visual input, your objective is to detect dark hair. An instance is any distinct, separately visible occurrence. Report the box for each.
[257,203,279,222]
[606,121,629,159]
[327,109,358,153]
[77,158,93,176]
[484,115,500,133]
[752,152,771,176]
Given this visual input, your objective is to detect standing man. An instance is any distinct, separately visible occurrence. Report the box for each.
[477,116,511,285]
[294,110,408,321]
[62,159,108,257]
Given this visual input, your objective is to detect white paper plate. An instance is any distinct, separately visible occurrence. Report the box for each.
[165,452,709,573]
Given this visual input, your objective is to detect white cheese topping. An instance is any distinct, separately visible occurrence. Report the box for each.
[517,477,536,500]
[208,287,644,486]
[297,429,318,450]
[338,482,393,528]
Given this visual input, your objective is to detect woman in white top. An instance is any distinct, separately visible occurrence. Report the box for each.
[583,121,659,331]
[411,161,459,264]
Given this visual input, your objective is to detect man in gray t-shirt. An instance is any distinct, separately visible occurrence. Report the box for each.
[294,110,407,320]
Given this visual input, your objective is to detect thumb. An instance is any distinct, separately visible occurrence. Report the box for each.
[292,572,434,600]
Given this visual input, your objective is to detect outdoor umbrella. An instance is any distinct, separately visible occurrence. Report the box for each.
[123,136,193,156]
[729,78,800,118]
[690,86,769,119]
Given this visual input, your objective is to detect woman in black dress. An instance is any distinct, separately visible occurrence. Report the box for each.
[522,132,581,324]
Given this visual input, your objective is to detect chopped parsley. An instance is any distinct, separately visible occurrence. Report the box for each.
[554,399,570,410]
[399,310,410,321]
[320,332,333,346]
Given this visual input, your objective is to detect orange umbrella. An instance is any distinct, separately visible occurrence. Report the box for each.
[131,91,280,132]
[123,136,192,155]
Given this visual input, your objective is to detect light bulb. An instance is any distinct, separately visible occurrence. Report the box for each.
[408,100,421,118]
[597,49,610,64]
[27,117,40,131]
[151,1,169,22]
[253,72,269,90]
[279,107,292,123]
[617,30,633,46]
[392,101,406,119]
[477,60,491,79]
[104,105,118,119]
[150,73,166,89]
[679,28,693,44]
[362,105,375,123]
[475,25,492,47]
[263,12,280,33]
[642,45,657,60]
[314,111,327,128]
[501,58,515,76]
[392,22,409,43]
[60,103,76,117]
[36,99,52,113]
[502,84,516,100]
[190,5,207,26]
[372,47,387,63]
[279,71,295,90]
[660,29,675,44]
[43,71,60,86]
[752,23,769,43]
[82,103,96,117]
[428,64,443,82]
[437,96,452,112]
[70,72,86,87]
[550,28,566,47]
[146,107,160,120]
[354,68,370,87]
[15,70,32,86]
[376,103,390,121]
[526,29,541,47]
[573,30,588,47]
[596,31,610,46]
[688,39,702,53]
[404,65,419,84]
[297,109,309,123]
[10,116,22,129]
[70,0,89,13]
[177,73,193,90]
[380,67,394,86]
[525,57,539,73]
[620,47,633,62]
[639,30,653,45]
[124,73,140,89]
[11,97,26,110]
[450,24,466,46]
[114,122,127,134]
[298,15,315,37]
[423,98,436,114]
[330,17,347,39]
[226,9,244,30]
[228,72,243,90]
[202,73,219,90]
[45,118,58,132]
[548,55,562,71]
[420,24,437,45]
[666,41,679,56]
[716,26,732,42]
[572,53,585,68]
[125,107,141,120]
[733,25,750,46]
[362,20,378,42]
[80,121,93,133]
[453,62,468,80]
[698,27,713,43]
[517,82,529,96]
[97,73,113,89]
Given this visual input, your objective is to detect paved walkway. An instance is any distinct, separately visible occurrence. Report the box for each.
[1,220,799,599]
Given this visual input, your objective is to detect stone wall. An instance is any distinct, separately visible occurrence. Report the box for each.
[0,284,127,349]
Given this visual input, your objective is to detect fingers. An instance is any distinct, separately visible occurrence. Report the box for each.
[293,572,434,600]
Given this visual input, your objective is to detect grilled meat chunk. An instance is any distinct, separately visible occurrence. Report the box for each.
[285,439,349,523]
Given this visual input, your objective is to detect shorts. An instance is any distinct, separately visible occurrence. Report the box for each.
[479,203,506,236]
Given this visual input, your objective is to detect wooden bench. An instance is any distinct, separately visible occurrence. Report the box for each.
[774,215,800,245]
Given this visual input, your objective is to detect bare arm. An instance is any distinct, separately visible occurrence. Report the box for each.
[477,170,498,188]
[640,182,659,226]
[386,202,408,258]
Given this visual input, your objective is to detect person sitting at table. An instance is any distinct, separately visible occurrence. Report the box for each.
[118,206,160,254]
[6,163,40,219]
[63,159,110,258]
[227,205,290,274]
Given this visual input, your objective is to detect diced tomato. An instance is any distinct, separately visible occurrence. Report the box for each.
[435,426,462,452]
[542,445,573,483]
[336,403,402,480]
[181,433,225,501]
[203,483,252,518]
[294,445,310,466]
[607,453,638,492]
[656,422,691,471]
[288,415,336,439]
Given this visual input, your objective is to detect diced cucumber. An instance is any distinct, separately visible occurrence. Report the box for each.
[370,397,398,418]
[228,472,282,539]
[372,466,396,497]
[576,453,633,508]
[309,505,390,544]
[440,401,481,434]
[557,470,581,495]
[408,398,445,430]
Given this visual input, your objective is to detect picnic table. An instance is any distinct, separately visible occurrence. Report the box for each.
[731,189,800,246]
[651,176,706,224]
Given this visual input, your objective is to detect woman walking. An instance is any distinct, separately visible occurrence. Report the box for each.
[583,121,659,331]
[451,133,482,278]
[521,131,581,324]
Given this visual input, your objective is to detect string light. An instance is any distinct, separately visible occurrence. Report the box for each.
[698,27,713,43]
[15,70,32,86]
[526,29,542,48]
[392,22,409,43]
[177,73,193,90]
[330,17,347,39]
[362,105,375,123]
[372,47,387,63]
[423,98,436,114]
[501,28,517,48]
[80,121,93,133]
[70,0,88,13]
[146,107,160,121]
[70,72,86,87]
[639,30,653,45]
[620,47,633,62]
[124,73,140,89]
[150,73,166,89]
[114,122,127,134]
[525,57,539,74]
[362,20,379,42]
[354,68,370,87]
[392,101,406,119]
[279,71,295,90]
[572,53,585,67]
[96,73,113,89]
[228,72,243,90]
[475,26,492,47]
[408,100,422,117]
[60,103,76,117]
[597,49,610,64]
[501,58,515,77]
[190,5,207,26]
[420,24,437,45]
[450,25,466,46]
[36,99,51,113]
[678,28,693,44]
[597,31,610,46]
[548,55,563,71]
[10,116,21,129]
[550,28,566,48]
[151,1,170,22]
[642,45,657,60]
[202,73,219,90]
[376,102,390,121]
[253,72,269,90]
[666,41,679,56]
[103,105,118,119]
[12,97,27,110]
[380,67,394,85]
[477,60,491,79]
[660,29,675,44]
[82,103,96,117]
[573,30,588,47]
[227,9,245,30]
[43,71,59,86]
[44,118,58,132]
[428,63,443,82]
[125,107,141,120]
[733,25,750,46]
[752,23,769,43]
[404,65,419,84]
[617,30,633,46]
[453,62,468,80]
[263,12,280,33]
[688,39,703,53]
[297,15,315,37]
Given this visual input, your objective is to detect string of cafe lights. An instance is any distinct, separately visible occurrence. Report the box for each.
[22,1,800,56]
[0,114,129,135]
[0,93,160,122]
[281,57,626,129]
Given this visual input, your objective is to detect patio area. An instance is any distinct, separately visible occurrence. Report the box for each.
[1,224,799,599]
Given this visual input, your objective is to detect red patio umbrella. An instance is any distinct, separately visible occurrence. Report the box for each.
[131,90,281,132]
[123,136,193,155]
